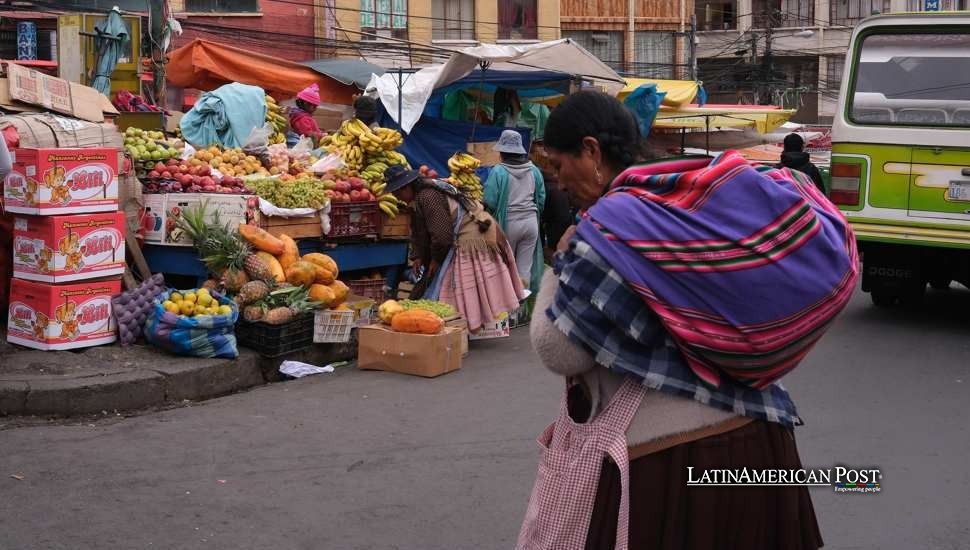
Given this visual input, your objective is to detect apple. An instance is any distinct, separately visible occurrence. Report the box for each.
[203,185,217,193]
[350,190,362,201]
[200,176,214,187]
[178,164,188,173]
[348,177,365,190]
[199,165,210,177]
[324,189,335,199]
[428,170,439,178]
[161,171,172,180]
[147,170,160,179]
[154,162,165,172]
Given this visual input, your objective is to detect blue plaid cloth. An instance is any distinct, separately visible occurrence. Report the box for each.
[549,238,803,428]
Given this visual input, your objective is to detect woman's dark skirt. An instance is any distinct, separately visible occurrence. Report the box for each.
[584,420,824,550]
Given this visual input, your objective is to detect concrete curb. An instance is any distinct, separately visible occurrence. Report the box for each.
[0,344,264,417]
[0,334,360,417]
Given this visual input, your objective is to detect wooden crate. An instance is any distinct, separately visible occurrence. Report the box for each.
[380,211,410,238]
[256,213,323,239]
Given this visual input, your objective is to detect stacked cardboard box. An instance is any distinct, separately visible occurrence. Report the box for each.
[4,147,124,350]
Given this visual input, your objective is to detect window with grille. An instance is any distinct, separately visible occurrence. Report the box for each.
[498,0,538,40]
[361,0,408,40]
[825,56,845,93]
[633,32,678,79]
[830,0,891,26]
[562,31,624,73]
[184,0,259,12]
[433,0,475,41]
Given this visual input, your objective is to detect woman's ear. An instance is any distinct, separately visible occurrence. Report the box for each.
[581,136,601,166]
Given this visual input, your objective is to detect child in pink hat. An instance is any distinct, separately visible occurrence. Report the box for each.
[289,83,323,140]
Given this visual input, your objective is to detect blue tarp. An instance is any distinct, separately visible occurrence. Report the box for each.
[180,83,266,148]
[377,109,530,178]
[623,84,665,138]
[433,69,572,98]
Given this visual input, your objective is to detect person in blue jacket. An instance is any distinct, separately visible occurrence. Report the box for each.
[483,129,546,293]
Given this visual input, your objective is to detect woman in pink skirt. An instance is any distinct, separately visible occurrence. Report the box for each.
[384,165,525,331]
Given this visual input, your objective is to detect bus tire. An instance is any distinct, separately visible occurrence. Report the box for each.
[870,289,897,307]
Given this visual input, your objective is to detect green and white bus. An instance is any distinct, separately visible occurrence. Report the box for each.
[832,12,970,305]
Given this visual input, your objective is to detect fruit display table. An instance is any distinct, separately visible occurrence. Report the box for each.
[142,240,409,289]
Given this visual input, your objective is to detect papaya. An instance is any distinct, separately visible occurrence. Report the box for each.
[278,234,299,270]
[308,283,336,306]
[391,309,444,334]
[285,260,316,287]
[378,299,404,324]
[302,253,339,280]
[255,251,285,283]
[310,263,335,285]
[326,280,350,305]
[238,224,284,255]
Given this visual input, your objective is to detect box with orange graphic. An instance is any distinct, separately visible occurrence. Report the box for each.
[3,147,120,215]
[6,278,120,351]
[12,212,126,283]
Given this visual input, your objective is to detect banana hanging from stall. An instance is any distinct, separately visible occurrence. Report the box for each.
[446,152,484,201]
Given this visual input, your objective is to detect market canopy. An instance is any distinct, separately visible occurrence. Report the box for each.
[167,39,357,103]
[619,79,700,107]
[302,58,386,90]
[370,39,625,133]
[652,105,796,134]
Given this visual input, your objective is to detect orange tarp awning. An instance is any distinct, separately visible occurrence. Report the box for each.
[167,39,356,104]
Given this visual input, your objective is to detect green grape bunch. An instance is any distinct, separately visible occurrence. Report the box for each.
[399,299,456,319]
[250,178,329,210]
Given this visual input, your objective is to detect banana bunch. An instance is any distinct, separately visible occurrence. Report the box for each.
[265,95,288,144]
[447,152,484,201]
[374,127,403,150]
[360,160,389,187]
[369,150,409,168]
[378,193,406,218]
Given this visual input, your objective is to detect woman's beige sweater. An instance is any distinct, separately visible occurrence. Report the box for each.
[531,269,738,447]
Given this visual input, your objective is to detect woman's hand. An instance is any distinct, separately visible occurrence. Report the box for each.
[557,225,577,253]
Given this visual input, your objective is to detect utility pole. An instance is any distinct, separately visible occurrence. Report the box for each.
[149,0,166,108]
[750,31,759,104]
[688,14,697,81]
[761,10,775,106]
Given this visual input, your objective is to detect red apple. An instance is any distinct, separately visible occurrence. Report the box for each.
[203,185,217,193]
[350,190,362,201]
[147,170,160,179]
[200,176,214,187]
[161,171,172,180]
[199,165,210,177]
[428,170,439,178]
[154,162,165,172]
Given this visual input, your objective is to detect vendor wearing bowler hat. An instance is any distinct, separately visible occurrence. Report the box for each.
[383,163,526,331]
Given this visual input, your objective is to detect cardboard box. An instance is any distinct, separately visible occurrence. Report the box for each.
[141,193,251,246]
[468,141,501,167]
[7,278,120,351]
[4,147,120,215]
[5,64,116,123]
[12,212,126,283]
[0,113,124,150]
[468,318,511,340]
[254,211,324,239]
[445,316,469,357]
[357,324,463,378]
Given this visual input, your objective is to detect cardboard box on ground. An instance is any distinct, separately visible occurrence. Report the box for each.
[357,324,464,378]
[142,193,251,246]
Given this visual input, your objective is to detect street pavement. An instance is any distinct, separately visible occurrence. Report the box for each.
[1,286,969,550]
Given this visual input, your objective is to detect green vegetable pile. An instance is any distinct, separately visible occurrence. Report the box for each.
[399,299,456,319]
[250,178,329,209]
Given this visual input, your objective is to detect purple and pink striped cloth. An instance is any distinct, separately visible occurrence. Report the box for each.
[577,152,859,389]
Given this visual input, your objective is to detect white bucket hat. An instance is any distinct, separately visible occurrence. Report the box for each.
[493,129,527,155]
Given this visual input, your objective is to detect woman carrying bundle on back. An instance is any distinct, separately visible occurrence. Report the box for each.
[383,165,525,333]
[517,91,858,550]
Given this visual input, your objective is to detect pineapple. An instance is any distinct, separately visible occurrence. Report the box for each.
[243,253,273,282]
[263,306,294,325]
[243,305,265,322]
[176,201,253,288]
[221,268,250,293]
[239,280,269,305]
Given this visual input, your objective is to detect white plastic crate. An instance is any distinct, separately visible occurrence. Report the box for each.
[313,310,355,343]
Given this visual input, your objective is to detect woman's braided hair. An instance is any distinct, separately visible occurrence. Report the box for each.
[544,91,642,171]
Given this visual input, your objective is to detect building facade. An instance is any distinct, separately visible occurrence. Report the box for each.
[695,0,967,123]
[559,0,692,79]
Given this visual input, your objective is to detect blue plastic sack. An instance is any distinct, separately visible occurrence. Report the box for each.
[623,84,666,138]
[144,290,240,359]
[180,83,267,148]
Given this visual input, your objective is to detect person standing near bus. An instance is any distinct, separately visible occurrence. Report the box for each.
[778,133,826,193]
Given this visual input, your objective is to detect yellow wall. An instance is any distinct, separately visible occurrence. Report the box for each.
[537,0,560,41]
[475,1,499,43]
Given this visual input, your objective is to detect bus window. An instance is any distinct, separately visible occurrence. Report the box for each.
[850,32,970,127]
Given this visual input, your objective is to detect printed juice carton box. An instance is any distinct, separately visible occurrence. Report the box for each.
[141,193,251,246]
[7,278,120,351]
[3,147,120,214]
[12,212,126,283]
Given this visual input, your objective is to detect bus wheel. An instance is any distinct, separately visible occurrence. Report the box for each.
[871,290,897,307]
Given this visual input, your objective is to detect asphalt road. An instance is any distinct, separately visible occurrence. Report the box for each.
[1,287,968,550]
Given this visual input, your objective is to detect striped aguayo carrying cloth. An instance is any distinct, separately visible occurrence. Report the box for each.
[577,152,859,389]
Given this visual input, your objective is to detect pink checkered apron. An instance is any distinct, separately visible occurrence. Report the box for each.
[517,377,646,550]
